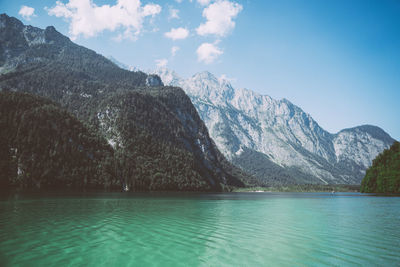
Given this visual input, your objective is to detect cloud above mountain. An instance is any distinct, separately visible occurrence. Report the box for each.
[43,0,242,66]
[18,5,36,20]
[165,27,189,40]
[197,0,212,6]
[46,0,161,40]
[197,42,223,64]
[196,0,242,37]
[194,0,242,64]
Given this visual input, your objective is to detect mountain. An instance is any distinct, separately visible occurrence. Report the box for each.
[0,92,117,190]
[0,14,251,191]
[107,56,140,72]
[360,141,400,193]
[154,68,395,185]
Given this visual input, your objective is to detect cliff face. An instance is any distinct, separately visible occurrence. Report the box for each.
[155,68,395,185]
[0,14,250,191]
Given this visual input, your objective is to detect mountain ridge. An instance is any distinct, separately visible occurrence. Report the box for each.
[0,14,251,191]
[153,67,395,185]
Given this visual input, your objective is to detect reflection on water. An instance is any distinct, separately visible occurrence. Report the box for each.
[0,192,399,266]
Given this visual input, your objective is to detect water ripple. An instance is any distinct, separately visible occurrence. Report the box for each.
[0,192,399,266]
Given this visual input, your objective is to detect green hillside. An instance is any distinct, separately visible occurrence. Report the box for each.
[361,141,400,193]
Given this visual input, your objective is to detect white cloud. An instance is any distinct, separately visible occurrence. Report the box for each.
[142,4,161,16]
[197,0,212,6]
[155,58,168,68]
[171,46,180,57]
[219,74,236,83]
[19,5,36,20]
[169,7,179,19]
[175,0,183,3]
[196,42,223,64]
[196,0,242,37]
[46,0,161,40]
[164,27,189,40]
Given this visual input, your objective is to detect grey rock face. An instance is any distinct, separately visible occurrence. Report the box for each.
[0,13,70,73]
[155,68,395,185]
[145,75,163,87]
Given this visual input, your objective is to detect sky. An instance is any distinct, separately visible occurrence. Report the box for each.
[1,0,399,140]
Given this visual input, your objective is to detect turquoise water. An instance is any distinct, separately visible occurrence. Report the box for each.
[0,192,399,266]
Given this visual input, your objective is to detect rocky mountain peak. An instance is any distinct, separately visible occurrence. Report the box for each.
[145,74,163,87]
[192,71,217,81]
[44,25,70,45]
[158,68,395,185]
[0,13,23,29]
[190,71,221,92]
[154,67,182,86]
[0,14,70,50]
[338,125,394,144]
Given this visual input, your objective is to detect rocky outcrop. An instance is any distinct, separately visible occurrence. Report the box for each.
[155,68,395,185]
[145,75,163,87]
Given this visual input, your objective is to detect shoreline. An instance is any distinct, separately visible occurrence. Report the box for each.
[233,184,361,193]
[1,184,361,195]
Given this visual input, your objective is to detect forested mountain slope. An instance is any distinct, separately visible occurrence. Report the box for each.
[361,141,400,193]
[0,14,251,191]
[0,92,116,190]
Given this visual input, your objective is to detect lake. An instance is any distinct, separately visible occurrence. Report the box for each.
[0,192,399,266]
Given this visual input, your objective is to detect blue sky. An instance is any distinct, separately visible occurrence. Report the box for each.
[1,0,399,140]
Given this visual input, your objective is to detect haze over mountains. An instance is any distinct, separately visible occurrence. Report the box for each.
[154,68,395,185]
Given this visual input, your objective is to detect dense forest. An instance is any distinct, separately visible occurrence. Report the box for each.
[0,14,254,192]
[0,89,252,192]
[94,88,252,191]
[360,141,400,193]
[0,92,117,190]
